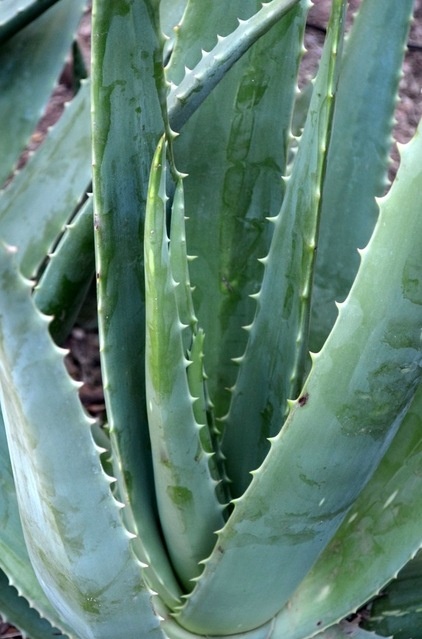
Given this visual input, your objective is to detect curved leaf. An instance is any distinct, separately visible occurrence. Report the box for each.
[173,0,308,417]
[364,552,422,639]
[0,81,91,278]
[33,196,95,344]
[0,246,164,639]
[310,0,414,351]
[314,621,388,639]
[0,0,62,43]
[272,381,422,638]
[0,0,86,184]
[167,0,302,131]
[91,0,180,607]
[0,571,67,639]
[176,53,422,636]
[145,139,223,588]
[222,0,344,496]
[0,408,71,635]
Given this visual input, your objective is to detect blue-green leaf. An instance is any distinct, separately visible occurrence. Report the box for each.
[222,0,344,497]
[0,0,86,185]
[176,42,422,635]
[0,571,67,639]
[0,408,71,635]
[272,381,422,638]
[0,81,91,278]
[0,247,165,639]
[173,0,308,418]
[364,552,422,639]
[91,0,180,608]
[33,196,95,344]
[309,0,414,351]
[0,1,61,43]
[145,138,224,588]
[167,0,303,131]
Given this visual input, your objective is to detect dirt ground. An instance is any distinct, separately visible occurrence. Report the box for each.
[1,1,421,638]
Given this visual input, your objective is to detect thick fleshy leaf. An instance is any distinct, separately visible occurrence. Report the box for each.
[168,178,221,472]
[309,0,414,351]
[0,407,71,635]
[314,621,387,639]
[145,138,224,588]
[0,0,86,185]
[0,1,63,42]
[269,119,422,639]
[221,0,344,497]
[91,0,180,608]
[0,81,91,278]
[173,0,308,417]
[167,0,302,132]
[33,196,95,344]
[176,44,422,635]
[0,571,67,639]
[169,179,197,334]
[272,381,422,638]
[160,601,273,639]
[0,246,165,639]
[166,0,258,84]
[363,551,422,639]
[160,0,186,60]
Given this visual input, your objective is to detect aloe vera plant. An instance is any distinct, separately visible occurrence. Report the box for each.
[0,0,421,638]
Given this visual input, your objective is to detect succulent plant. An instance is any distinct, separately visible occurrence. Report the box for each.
[0,0,421,638]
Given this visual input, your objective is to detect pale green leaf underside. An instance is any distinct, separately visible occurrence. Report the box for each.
[272,381,422,638]
[0,408,72,635]
[0,248,164,639]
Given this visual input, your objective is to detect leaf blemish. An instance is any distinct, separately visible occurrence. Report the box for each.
[298,393,309,407]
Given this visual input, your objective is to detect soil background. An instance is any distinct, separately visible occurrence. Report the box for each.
[1,1,421,637]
